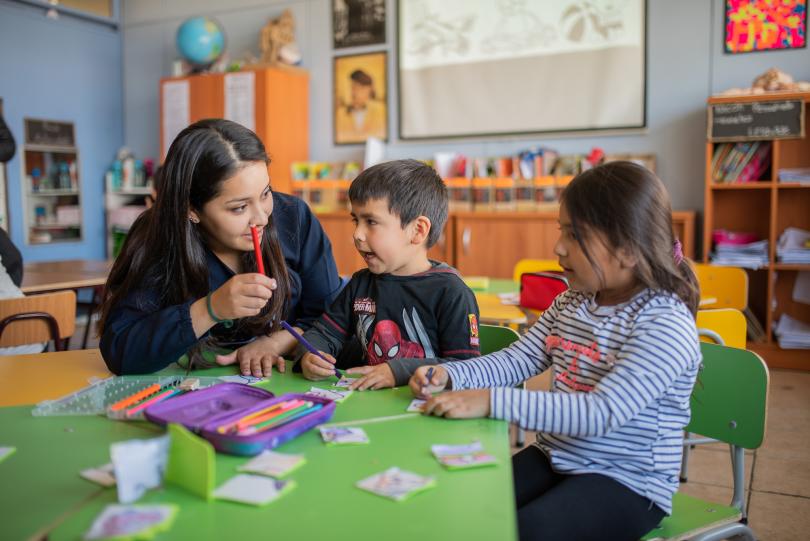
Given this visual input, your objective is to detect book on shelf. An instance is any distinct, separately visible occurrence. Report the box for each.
[711,142,771,184]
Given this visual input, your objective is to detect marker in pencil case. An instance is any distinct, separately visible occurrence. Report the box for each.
[125,388,181,417]
[250,224,265,275]
[239,403,323,436]
[217,399,292,434]
[279,320,343,379]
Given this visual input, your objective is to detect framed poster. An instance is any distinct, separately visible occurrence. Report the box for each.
[725,0,807,54]
[333,0,386,48]
[334,52,388,144]
[398,0,647,139]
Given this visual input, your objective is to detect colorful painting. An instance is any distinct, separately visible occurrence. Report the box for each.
[725,0,807,53]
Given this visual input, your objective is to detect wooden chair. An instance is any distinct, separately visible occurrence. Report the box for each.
[642,343,768,541]
[0,291,77,351]
[693,263,748,311]
[512,258,562,283]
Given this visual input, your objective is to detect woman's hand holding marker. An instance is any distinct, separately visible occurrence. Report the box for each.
[209,274,277,320]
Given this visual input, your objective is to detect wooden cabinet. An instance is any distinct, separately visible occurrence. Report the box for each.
[703,91,810,370]
[159,66,308,195]
[317,210,694,279]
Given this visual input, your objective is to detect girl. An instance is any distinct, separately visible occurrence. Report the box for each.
[410,161,701,541]
[99,119,342,376]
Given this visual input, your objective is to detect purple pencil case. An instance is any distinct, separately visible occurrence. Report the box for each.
[144,383,336,456]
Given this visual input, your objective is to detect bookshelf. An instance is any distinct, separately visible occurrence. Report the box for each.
[704,92,810,370]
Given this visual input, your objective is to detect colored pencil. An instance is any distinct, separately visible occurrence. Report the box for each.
[236,399,306,429]
[110,383,161,412]
[240,403,322,436]
[217,400,293,434]
[126,388,180,416]
[250,224,265,275]
[279,320,343,379]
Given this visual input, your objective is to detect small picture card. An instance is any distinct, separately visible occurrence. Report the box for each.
[80,462,117,487]
[319,426,369,445]
[356,467,436,502]
[213,474,295,506]
[406,399,426,413]
[306,386,353,402]
[0,447,16,464]
[219,374,267,385]
[431,441,497,470]
[238,450,305,478]
[84,504,178,540]
[333,376,354,388]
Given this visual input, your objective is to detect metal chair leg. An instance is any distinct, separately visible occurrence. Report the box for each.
[680,430,691,482]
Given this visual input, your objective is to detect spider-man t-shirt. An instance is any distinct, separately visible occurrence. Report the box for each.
[300,261,480,380]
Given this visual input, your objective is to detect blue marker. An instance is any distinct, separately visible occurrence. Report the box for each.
[280,321,343,379]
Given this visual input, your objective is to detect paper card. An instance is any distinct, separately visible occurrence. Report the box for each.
[80,463,117,487]
[0,447,15,464]
[431,441,497,470]
[213,474,295,506]
[111,435,170,504]
[356,467,436,502]
[319,426,369,445]
[406,399,426,413]
[333,376,355,389]
[84,504,178,540]
[306,386,353,402]
[238,450,305,478]
[218,375,267,385]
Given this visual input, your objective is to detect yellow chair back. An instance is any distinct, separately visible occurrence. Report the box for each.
[512,259,562,283]
[696,308,747,349]
[693,263,748,311]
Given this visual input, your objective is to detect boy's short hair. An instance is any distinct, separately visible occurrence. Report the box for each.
[348,159,448,248]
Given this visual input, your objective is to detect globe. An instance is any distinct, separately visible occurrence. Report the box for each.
[176,17,225,70]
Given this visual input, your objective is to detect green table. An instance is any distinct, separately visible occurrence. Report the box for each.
[1,365,517,540]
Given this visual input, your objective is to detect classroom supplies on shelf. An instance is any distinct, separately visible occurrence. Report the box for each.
[774,314,810,349]
[710,230,769,268]
[779,168,810,184]
[144,383,335,456]
[710,141,772,183]
[777,227,810,263]
[31,375,224,417]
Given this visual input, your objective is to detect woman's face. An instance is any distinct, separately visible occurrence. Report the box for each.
[191,161,273,265]
[351,81,373,108]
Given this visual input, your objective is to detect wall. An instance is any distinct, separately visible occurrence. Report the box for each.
[0,0,123,262]
[123,0,810,217]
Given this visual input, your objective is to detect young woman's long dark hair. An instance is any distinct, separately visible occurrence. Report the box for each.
[561,161,699,316]
[98,119,291,336]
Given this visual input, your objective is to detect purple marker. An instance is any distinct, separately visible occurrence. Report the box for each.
[280,321,343,379]
[421,366,435,397]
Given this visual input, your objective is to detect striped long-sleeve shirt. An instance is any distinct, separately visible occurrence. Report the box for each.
[443,288,700,514]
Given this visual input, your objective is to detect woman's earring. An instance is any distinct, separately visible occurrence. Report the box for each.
[189,216,199,224]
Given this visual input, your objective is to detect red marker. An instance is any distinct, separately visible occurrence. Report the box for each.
[250,224,265,275]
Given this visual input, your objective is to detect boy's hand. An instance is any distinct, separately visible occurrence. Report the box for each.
[301,350,338,380]
[346,363,395,390]
[423,390,491,419]
[215,335,285,378]
[409,365,449,398]
[210,274,277,320]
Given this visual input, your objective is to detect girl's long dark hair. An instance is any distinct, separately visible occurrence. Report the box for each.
[98,119,291,335]
[561,161,699,316]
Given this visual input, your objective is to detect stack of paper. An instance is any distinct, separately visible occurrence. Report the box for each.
[779,168,810,184]
[777,228,810,264]
[711,240,769,268]
[774,314,810,349]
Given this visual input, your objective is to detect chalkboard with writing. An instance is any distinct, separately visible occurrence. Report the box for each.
[24,119,75,147]
[708,99,805,142]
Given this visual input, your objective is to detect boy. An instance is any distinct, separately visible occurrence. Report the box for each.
[300,159,480,390]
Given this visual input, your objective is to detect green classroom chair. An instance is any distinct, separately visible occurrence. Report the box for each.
[642,342,768,541]
[479,324,526,447]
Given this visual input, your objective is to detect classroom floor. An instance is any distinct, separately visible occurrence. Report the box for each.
[72,321,809,540]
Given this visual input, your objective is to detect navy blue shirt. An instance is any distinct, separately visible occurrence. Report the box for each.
[100,192,342,375]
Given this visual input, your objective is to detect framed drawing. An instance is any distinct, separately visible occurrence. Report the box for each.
[398,0,647,139]
[333,0,386,48]
[725,0,807,54]
[334,52,388,144]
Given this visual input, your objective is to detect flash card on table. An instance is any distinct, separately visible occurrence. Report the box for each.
[0,447,15,464]
[237,450,305,478]
[333,376,355,389]
[431,441,498,470]
[406,399,426,412]
[306,386,353,402]
[319,426,369,445]
[218,375,267,385]
[356,467,436,502]
[80,462,117,487]
[213,474,295,506]
[84,504,178,540]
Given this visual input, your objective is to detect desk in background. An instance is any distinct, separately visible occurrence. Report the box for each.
[21,259,111,294]
[0,351,517,541]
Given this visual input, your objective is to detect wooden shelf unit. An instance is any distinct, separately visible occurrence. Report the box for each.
[703,92,810,369]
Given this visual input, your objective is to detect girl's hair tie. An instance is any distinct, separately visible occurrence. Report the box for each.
[673,239,684,266]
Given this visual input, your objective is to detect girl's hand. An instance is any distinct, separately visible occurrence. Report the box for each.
[215,335,285,378]
[301,351,338,380]
[409,365,449,398]
[347,364,395,390]
[210,273,277,320]
[423,389,491,419]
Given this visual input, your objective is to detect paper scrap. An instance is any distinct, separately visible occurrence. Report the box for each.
[0,447,15,464]
[80,463,117,487]
[213,474,295,506]
[111,435,170,504]
[238,450,305,478]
